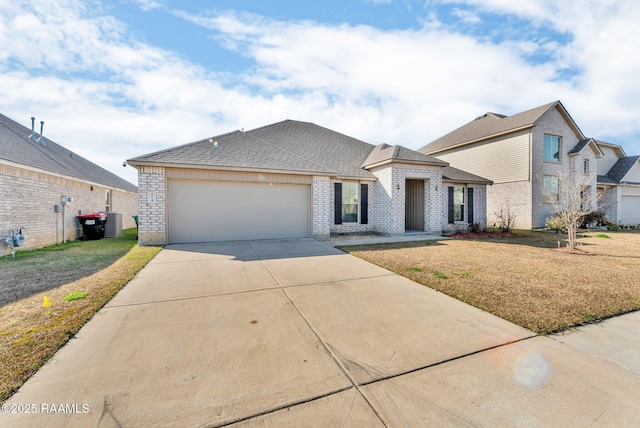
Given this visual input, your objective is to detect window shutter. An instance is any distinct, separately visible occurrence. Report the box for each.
[448,187,454,224]
[360,183,368,225]
[468,187,474,224]
[334,183,342,225]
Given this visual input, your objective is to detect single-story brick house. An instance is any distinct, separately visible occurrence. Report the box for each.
[127,120,491,245]
[0,114,138,256]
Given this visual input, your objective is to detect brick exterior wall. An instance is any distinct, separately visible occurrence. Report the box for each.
[135,164,489,243]
[486,181,532,229]
[312,176,331,238]
[368,164,445,235]
[530,107,598,228]
[599,186,619,224]
[1,163,137,256]
[137,166,167,246]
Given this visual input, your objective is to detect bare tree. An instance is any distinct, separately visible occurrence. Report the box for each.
[542,171,599,251]
[492,200,517,232]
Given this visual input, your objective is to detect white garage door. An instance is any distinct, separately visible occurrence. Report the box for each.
[168,180,311,243]
[621,195,640,225]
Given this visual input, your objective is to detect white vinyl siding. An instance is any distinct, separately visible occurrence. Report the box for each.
[436,130,530,184]
[597,147,623,175]
[622,162,640,182]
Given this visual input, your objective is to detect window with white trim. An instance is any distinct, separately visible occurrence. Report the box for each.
[583,158,590,174]
[342,182,358,223]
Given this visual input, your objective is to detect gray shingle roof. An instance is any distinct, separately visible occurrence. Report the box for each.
[420,101,570,155]
[129,119,492,185]
[362,144,448,168]
[128,129,334,175]
[568,139,592,154]
[245,120,376,178]
[442,166,492,185]
[602,156,640,183]
[0,113,137,193]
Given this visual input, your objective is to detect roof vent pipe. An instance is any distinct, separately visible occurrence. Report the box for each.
[29,117,36,141]
[37,121,45,145]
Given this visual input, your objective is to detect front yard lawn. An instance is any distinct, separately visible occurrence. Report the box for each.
[340,230,640,334]
[0,229,161,402]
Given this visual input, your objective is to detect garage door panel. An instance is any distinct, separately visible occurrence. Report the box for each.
[621,195,640,225]
[169,180,311,243]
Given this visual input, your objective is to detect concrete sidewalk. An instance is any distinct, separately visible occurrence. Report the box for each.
[2,239,639,427]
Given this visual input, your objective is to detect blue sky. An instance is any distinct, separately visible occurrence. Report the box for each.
[2,0,639,184]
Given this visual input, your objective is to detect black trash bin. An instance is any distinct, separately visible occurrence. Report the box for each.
[77,213,108,240]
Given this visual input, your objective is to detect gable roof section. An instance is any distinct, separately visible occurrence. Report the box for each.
[128,128,335,176]
[596,140,627,158]
[568,138,604,158]
[420,101,585,155]
[362,143,448,169]
[601,156,640,184]
[0,113,137,193]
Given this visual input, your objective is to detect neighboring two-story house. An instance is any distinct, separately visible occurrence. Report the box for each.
[596,141,640,225]
[419,101,602,229]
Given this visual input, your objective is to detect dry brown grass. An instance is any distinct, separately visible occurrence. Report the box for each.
[341,230,640,334]
[0,232,161,402]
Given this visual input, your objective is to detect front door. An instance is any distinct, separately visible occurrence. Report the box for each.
[405,179,425,231]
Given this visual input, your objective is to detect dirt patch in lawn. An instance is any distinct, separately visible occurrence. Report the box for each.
[0,230,162,402]
[340,230,640,334]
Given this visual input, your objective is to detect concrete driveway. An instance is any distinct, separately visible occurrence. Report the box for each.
[3,239,640,427]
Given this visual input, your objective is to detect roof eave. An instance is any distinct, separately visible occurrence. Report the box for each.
[363,158,448,170]
[0,157,137,193]
[126,160,337,177]
[427,125,534,155]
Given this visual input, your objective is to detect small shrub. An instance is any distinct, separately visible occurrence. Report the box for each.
[492,201,517,233]
[545,215,565,233]
[468,223,484,234]
[581,211,606,229]
[65,291,88,302]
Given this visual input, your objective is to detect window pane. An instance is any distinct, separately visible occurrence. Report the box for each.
[342,204,358,223]
[341,183,358,223]
[543,176,559,202]
[544,135,560,162]
[454,186,464,222]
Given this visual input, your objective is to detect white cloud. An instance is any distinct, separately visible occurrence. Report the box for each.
[1,0,639,189]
